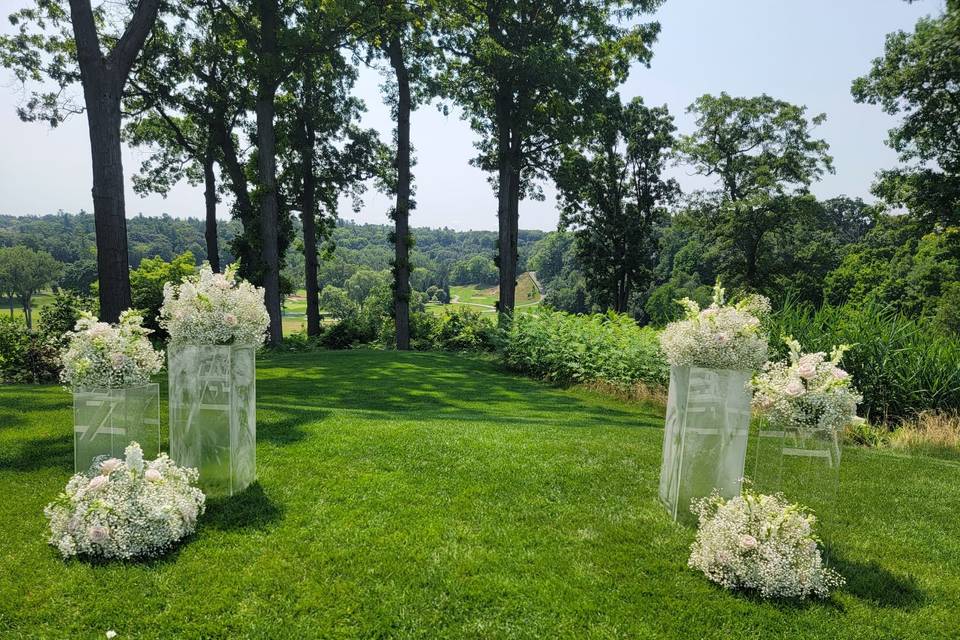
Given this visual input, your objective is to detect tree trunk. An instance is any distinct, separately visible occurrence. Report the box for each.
[203,145,220,272]
[389,36,412,350]
[212,119,255,225]
[22,295,32,329]
[85,86,132,323]
[255,0,282,346]
[299,68,321,338]
[495,90,516,324]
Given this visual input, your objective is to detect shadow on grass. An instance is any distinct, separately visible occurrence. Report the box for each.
[829,554,925,610]
[0,433,73,472]
[202,482,283,532]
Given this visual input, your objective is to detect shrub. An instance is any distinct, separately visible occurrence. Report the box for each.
[411,309,496,352]
[768,299,960,423]
[38,290,94,348]
[0,317,59,383]
[501,308,668,388]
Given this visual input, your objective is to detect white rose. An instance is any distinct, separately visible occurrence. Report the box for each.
[785,380,804,397]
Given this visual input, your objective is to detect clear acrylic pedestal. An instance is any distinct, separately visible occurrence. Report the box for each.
[168,344,256,496]
[658,366,752,524]
[753,421,841,520]
[73,384,161,473]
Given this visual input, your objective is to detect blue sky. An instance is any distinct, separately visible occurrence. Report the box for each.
[0,0,945,231]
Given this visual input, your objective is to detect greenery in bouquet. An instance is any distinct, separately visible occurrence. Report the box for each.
[59,311,163,389]
[44,443,206,560]
[689,490,844,599]
[160,263,269,346]
[752,337,862,434]
[660,281,770,371]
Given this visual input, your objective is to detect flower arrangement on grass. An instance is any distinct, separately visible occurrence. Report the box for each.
[689,490,844,599]
[159,263,269,346]
[751,337,862,434]
[44,442,205,560]
[59,311,163,389]
[659,281,770,371]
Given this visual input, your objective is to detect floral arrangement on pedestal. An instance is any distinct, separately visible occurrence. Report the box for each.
[688,490,844,599]
[159,263,269,346]
[59,311,163,389]
[660,281,770,371]
[751,338,862,434]
[44,442,205,560]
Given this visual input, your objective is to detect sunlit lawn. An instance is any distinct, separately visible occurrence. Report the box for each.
[0,350,956,638]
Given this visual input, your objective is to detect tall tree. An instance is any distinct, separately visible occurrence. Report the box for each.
[440,0,663,323]
[1,0,163,322]
[852,0,960,228]
[556,96,679,313]
[678,93,834,288]
[0,247,62,328]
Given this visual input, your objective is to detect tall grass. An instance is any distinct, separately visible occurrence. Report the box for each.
[500,309,668,388]
[768,299,960,424]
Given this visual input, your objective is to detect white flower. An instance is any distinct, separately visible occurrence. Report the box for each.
[100,458,122,475]
[60,312,163,390]
[88,525,110,543]
[223,313,238,327]
[797,361,817,380]
[831,367,849,381]
[87,475,108,491]
[739,534,758,550]
[145,468,162,482]
[124,442,144,475]
[106,631,117,639]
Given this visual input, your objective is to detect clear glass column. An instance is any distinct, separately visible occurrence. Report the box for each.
[168,344,256,496]
[73,383,161,473]
[658,366,752,524]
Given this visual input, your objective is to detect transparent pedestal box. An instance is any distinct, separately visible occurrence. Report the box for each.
[658,366,752,524]
[168,344,256,497]
[753,421,841,520]
[73,384,161,473]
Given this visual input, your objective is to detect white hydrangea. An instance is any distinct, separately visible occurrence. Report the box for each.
[752,337,862,435]
[659,281,769,371]
[689,490,844,599]
[159,263,269,347]
[44,442,206,560]
[59,311,164,389]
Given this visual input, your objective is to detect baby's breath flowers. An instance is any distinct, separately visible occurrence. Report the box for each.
[44,442,205,560]
[751,337,862,435]
[659,281,770,371]
[689,490,844,599]
[160,263,269,347]
[59,311,163,389]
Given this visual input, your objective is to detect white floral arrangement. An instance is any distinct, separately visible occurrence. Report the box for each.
[59,311,164,389]
[659,281,770,371]
[44,442,206,560]
[159,263,269,346]
[752,338,862,434]
[689,490,844,599]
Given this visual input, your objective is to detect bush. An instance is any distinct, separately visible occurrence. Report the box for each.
[0,317,60,383]
[501,309,668,388]
[409,309,497,352]
[38,290,94,348]
[768,299,960,424]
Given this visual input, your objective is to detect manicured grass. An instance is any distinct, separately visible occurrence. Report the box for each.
[1,290,54,324]
[437,273,542,315]
[1,350,957,638]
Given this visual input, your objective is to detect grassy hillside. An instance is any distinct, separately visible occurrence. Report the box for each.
[437,272,543,315]
[0,350,956,638]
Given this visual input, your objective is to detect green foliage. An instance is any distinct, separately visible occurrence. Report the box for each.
[768,299,960,424]
[129,251,197,335]
[0,245,62,328]
[0,317,59,384]
[450,254,497,286]
[935,282,960,336]
[501,309,668,388]
[410,308,496,352]
[37,290,94,348]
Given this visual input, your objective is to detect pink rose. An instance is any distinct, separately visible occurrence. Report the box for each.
[100,458,122,475]
[88,475,109,490]
[739,534,758,550]
[145,468,162,482]
[831,367,849,381]
[88,525,110,543]
[785,380,804,397]
[223,313,238,327]
[797,362,817,379]
[110,352,126,368]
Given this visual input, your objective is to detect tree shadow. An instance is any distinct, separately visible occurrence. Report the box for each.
[828,552,926,610]
[201,482,283,532]
[0,433,73,472]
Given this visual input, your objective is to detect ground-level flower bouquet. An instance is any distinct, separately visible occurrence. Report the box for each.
[660,281,770,371]
[44,442,205,560]
[689,490,844,599]
[59,311,163,389]
[160,263,269,346]
[751,337,862,435]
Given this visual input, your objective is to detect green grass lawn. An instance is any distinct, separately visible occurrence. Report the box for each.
[435,273,542,315]
[1,350,957,638]
[2,290,54,324]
